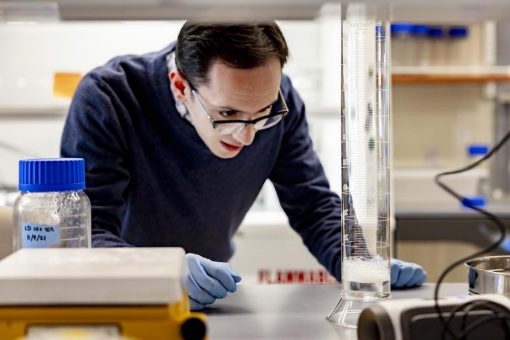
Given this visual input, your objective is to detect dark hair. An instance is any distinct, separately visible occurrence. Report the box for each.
[175,22,289,88]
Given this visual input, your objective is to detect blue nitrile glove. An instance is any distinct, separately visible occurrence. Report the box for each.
[185,253,242,310]
[390,258,427,288]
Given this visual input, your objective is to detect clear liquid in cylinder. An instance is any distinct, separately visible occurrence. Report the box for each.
[342,257,390,300]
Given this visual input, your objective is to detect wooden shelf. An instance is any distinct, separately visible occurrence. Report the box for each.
[392,66,510,84]
[393,74,510,84]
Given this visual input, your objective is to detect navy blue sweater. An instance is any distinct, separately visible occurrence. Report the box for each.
[61,43,342,280]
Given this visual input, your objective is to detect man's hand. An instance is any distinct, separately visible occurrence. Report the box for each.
[390,258,427,288]
[185,253,242,310]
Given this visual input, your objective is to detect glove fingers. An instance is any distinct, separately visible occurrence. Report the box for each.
[201,260,238,293]
[396,265,414,287]
[187,273,217,305]
[390,260,400,285]
[408,269,427,287]
[390,259,427,288]
[189,296,206,311]
[417,271,427,286]
[231,273,242,283]
[194,262,230,298]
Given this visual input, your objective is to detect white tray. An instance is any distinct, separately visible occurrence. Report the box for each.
[0,248,186,305]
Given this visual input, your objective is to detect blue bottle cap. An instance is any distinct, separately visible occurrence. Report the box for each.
[461,196,486,208]
[467,144,489,157]
[19,158,86,192]
[391,23,413,35]
[427,27,445,38]
[411,24,429,37]
[449,26,469,38]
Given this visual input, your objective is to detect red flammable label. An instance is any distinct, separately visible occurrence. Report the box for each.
[258,269,337,284]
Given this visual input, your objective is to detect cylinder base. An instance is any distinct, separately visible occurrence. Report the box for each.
[326,294,390,328]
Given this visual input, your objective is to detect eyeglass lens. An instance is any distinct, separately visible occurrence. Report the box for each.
[215,114,284,135]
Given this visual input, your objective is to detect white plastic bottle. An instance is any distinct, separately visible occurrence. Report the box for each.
[13,158,91,251]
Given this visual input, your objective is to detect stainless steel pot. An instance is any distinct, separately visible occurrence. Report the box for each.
[466,256,510,296]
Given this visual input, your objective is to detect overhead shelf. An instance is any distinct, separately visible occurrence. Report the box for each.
[4,0,510,21]
[392,66,510,84]
[0,106,68,116]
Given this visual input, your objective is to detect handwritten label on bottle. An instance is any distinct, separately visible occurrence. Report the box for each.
[21,223,61,248]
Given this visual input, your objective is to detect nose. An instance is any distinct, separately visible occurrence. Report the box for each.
[234,124,257,146]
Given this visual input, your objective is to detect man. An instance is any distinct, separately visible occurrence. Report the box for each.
[61,22,426,310]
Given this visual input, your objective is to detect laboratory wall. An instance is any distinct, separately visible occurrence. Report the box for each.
[0,19,337,191]
[0,15,341,283]
[391,21,505,283]
[0,12,506,284]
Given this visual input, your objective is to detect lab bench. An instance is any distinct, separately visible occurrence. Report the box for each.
[206,283,467,339]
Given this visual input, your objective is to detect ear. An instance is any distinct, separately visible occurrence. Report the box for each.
[168,70,189,102]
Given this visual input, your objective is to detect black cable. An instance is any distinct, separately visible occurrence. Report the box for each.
[450,300,510,339]
[459,300,506,331]
[434,129,510,339]
[458,313,510,338]
[459,300,510,339]
[442,299,501,339]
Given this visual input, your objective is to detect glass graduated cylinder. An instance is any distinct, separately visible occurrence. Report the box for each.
[327,4,392,330]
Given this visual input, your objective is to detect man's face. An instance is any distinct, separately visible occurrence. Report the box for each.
[182,58,282,159]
